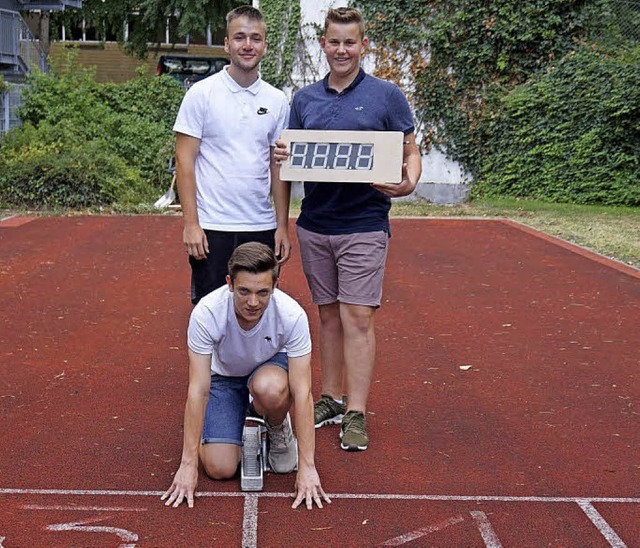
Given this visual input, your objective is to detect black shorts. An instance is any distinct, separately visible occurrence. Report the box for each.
[189,229,276,304]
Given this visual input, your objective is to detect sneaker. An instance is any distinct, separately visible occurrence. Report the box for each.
[266,413,298,473]
[340,410,368,451]
[314,394,346,428]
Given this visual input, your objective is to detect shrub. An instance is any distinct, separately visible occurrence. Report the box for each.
[0,52,184,209]
[0,129,147,208]
[473,44,640,205]
[97,70,184,130]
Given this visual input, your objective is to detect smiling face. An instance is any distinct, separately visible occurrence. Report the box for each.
[227,270,274,330]
[224,15,267,76]
[321,21,368,86]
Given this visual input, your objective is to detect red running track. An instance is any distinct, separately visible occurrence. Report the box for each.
[1,215,638,547]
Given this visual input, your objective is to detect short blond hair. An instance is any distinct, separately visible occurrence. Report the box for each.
[324,7,365,38]
[226,5,266,37]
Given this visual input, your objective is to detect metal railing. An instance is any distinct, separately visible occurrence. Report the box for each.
[0,83,24,135]
[1,9,47,134]
[0,8,47,76]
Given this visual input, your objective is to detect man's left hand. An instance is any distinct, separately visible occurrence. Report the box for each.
[291,466,331,510]
[275,226,291,265]
[371,162,416,198]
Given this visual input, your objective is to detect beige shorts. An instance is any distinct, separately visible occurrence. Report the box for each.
[296,226,389,307]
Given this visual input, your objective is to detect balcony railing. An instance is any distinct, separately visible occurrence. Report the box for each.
[0,8,47,77]
[1,82,24,135]
[17,0,82,9]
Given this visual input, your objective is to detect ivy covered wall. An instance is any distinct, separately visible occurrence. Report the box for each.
[353,0,639,205]
[259,0,301,89]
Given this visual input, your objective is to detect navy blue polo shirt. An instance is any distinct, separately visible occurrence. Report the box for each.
[289,69,415,235]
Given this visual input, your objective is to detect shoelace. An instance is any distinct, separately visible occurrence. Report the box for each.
[317,398,340,418]
[268,422,290,449]
[343,413,365,434]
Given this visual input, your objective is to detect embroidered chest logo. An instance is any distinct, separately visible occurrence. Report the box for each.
[355,106,364,111]
[264,336,272,343]
[257,107,269,115]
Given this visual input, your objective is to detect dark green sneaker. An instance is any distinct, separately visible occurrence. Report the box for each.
[314,394,346,428]
[340,410,368,451]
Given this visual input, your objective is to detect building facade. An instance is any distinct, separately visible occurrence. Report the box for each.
[1,0,80,133]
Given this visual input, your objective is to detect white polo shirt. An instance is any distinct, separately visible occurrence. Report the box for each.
[173,67,290,231]
[187,285,312,377]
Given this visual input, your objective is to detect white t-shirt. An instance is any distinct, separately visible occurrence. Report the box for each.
[187,285,312,376]
[173,67,290,231]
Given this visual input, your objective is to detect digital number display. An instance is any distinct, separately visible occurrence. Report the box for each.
[279,129,404,184]
[289,142,374,171]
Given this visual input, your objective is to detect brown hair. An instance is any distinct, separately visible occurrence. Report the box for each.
[226,5,266,37]
[324,7,365,38]
[227,242,279,284]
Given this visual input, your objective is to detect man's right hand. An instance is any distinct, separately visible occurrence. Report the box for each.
[183,223,208,260]
[161,463,198,508]
[273,139,289,164]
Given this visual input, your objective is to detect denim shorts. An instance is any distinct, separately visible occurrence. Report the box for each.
[202,352,288,446]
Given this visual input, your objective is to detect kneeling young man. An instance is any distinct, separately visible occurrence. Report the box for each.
[162,242,329,510]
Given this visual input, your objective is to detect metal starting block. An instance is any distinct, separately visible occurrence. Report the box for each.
[240,413,299,491]
[241,416,269,492]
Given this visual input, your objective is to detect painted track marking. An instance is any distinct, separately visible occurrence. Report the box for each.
[2,488,636,548]
[578,500,628,548]
[3,488,639,503]
[470,511,503,548]
[23,504,147,512]
[378,515,464,545]
[242,494,259,548]
[379,511,504,547]
[47,518,138,548]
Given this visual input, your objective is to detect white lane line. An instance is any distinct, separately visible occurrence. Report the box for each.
[322,494,640,503]
[242,495,259,548]
[578,501,628,548]
[470,511,503,548]
[0,488,245,497]
[379,515,464,545]
[1,488,640,503]
[22,504,147,512]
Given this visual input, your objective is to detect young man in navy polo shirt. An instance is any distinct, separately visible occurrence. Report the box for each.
[275,7,422,451]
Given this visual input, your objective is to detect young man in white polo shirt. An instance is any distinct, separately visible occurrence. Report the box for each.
[173,5,291,304]
[162,242,330,510]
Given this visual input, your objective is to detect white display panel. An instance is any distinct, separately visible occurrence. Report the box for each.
[279,130,404,183]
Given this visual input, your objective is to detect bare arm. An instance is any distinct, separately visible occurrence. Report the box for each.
[371,132,422,198]
[175,132,208,260]
[288,353,331,510]
[270,146,291,265]
[161,349,211,508]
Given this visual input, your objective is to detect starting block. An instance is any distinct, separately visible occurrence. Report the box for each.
[241,416,269,491]
[240,413,298,491]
